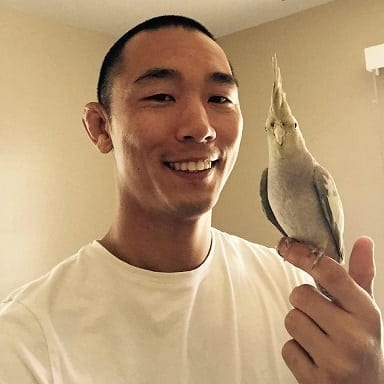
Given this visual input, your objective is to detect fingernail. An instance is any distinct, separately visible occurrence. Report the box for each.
[276,237,295,259]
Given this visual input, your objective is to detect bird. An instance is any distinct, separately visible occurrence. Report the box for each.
[259,55,344,277]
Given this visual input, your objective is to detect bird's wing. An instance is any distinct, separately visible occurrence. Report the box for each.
[260,168,288,237]
[313,165,344,262]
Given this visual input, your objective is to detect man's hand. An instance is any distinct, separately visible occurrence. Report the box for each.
[277,236,384,383]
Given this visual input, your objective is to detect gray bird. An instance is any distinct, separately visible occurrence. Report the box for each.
[260,55,344,272]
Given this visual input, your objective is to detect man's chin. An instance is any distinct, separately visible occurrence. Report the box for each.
[171,199,215,220]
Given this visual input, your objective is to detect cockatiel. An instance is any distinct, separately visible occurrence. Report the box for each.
[260,55,344,276]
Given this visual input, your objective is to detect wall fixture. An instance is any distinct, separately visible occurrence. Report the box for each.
[365,43,384,75]
[364,44,384,103]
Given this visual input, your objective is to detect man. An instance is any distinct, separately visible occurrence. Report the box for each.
[0,15,383,384]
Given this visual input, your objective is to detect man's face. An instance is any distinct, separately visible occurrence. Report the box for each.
[107,27,243,220]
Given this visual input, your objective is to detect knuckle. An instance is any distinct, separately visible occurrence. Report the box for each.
[347,330,380,359]
[367,302,383,331]
[281,340,290,361]
[320,332,380,383]
[320,358,355,383]
[319,262,347,286]
[281,339,297,364]
[284,309,295,329]
[352,302,382,341]
[289,284,316,308]
[284,308,302,334]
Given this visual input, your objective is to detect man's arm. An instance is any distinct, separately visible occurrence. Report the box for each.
[277,236,384,384]
[0,300,52,384]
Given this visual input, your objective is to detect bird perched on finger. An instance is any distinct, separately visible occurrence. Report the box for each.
[260,55,344,274]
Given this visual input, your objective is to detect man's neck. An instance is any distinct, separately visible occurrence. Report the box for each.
[100,205,213,273]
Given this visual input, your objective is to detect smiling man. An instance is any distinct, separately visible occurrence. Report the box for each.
[84,22,242,273]
[0,15,383,384]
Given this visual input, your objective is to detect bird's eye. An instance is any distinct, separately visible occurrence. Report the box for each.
[281,122,285,127]
[294,123,298,128]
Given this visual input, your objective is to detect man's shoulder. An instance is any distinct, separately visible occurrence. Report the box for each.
[212,227,313,286]
[1,241,101,311]
[212,227,279,259]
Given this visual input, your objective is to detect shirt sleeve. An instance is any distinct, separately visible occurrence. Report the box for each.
[0,299,52,384]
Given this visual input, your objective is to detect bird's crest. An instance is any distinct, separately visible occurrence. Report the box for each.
[270,54,294,120]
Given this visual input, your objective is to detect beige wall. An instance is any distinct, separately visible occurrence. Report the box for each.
[215,0,384,311]
[0,6,116,296]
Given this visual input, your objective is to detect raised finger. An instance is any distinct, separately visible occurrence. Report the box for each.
[276,237,370,314]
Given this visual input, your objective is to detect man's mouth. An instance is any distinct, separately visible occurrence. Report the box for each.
[166,159,217,172]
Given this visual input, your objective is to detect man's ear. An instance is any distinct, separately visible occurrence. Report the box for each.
[82,102,113,154]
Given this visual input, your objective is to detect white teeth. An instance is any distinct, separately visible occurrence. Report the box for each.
[196,160,205,171]
[188,162,197,171]
[168,160,213,172]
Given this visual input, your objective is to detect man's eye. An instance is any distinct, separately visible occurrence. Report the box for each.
[147,94,174,102]
[209,96,231,104]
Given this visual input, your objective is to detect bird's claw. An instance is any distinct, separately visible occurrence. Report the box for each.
[309,246,325,270]
[276,236,296,260]
[276,237,325,269]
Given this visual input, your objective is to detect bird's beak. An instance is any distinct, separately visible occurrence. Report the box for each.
[273,124,286,146]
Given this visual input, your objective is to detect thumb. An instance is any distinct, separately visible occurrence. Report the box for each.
[348,236,376,297]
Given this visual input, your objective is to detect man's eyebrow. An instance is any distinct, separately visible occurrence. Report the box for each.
[208,72,239,87]
[133,68,180,84]
[133,67,239,87]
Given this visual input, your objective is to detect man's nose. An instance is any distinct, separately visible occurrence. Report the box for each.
[176,100,216,143]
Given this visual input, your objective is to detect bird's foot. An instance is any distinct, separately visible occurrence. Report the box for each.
[308,246,325,271]
[276,237,325,270]
[276,237,297,260]
[276,238,334,300]
[306,246,335,300]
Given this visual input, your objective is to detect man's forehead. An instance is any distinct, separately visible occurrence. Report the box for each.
[124,26,216,49]
[120,27,231,74]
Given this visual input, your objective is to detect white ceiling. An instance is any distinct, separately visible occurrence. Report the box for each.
[2,0,333,37]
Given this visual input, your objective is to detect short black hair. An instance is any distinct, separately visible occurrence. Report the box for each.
[97,15,216,116]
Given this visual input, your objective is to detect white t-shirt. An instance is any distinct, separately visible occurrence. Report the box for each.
[0,229,313,383]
